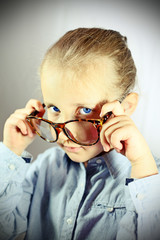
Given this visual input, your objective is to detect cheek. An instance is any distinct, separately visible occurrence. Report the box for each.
[94,141,104,151]
[78,142,104,162]
[86,141,104,157]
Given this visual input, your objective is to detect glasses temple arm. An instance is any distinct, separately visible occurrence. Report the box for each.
[101,100,122,122]
[28,103,46,117]
[101,111,112,123]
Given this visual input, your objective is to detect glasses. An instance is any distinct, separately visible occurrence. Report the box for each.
[26,104,112,146]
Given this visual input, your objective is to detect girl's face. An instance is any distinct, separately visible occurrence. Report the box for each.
[41,60,119,164]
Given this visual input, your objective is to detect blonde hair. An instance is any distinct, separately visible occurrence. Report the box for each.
[41,28,137,101]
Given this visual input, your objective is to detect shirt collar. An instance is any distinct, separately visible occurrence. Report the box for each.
[87,150,131,179]
[104,150,131,178]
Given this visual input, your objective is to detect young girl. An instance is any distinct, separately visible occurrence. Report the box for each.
[0,28,160,240]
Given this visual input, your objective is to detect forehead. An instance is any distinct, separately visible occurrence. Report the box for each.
[41,59,118,106]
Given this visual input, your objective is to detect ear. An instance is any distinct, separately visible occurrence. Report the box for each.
[121,92,139,116]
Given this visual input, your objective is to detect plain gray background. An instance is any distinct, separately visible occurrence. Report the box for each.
[0,0,160,159]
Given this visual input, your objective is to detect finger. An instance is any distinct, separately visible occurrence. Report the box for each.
[25,99,44,112]
[100,116,131,152]
[100,128,111,152]
[109,126,130,151]
[100,127,124,153]
[8,113,34,137]
[14,108,35,116]
[101,115,130,134]
[108,121,136,153]
[100,100,124,118]
[107,128,123,151]
[8,116,29,135]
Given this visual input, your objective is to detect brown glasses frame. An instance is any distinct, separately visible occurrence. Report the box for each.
[26,104,112,146]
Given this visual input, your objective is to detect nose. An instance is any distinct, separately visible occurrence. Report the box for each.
[56,128,70,143]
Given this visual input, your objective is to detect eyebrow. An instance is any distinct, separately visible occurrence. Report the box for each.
[45,100,108,109]
[45,103,56,108]
[72,100,108,108]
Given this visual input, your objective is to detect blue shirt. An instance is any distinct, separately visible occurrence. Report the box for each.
[0,142,160,240]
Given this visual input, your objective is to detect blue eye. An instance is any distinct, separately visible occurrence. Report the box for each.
[80,108,92,115]
[50,106,60,113]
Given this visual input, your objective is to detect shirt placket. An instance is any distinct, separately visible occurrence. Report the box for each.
[59,164,86,240]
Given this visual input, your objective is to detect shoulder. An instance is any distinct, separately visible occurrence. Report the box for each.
[28,146,69,175]
[37,146,66,162]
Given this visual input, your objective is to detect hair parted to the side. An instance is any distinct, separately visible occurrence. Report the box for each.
[40,27,137,101]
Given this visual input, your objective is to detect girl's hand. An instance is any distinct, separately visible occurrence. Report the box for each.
[3,99,45,156]
[100,101,158,178]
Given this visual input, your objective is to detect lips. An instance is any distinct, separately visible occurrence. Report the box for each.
[63,145,82,153]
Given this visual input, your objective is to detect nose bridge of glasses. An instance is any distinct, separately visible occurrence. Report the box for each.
[53,121,83,143]
[55,127,62,135]
[53,123,69,139]
[52,122,65,134]
[53,122,65,128]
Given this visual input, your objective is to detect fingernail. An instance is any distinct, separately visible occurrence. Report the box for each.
[24,130,27,135]
[103,145,109,152]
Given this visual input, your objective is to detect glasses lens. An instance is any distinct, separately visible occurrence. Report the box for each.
[65,121,98,145]
[30,118,57,142]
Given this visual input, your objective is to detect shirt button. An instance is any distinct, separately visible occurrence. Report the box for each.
[67,218,72,225]
[136,193,145,200]
[96,159,102,164]
[107,207,114,213]
[8,164,16,170]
